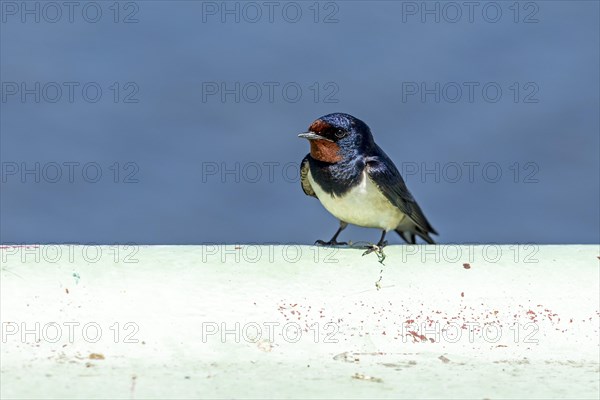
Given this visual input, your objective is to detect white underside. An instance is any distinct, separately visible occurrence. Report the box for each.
[308,170,407,231]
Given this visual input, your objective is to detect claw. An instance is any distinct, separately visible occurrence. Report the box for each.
[362,242,387,264]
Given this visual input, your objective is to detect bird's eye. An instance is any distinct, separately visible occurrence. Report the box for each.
[335,130,346,139]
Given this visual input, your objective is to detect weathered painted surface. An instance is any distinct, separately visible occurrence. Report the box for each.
[1,245,599,399]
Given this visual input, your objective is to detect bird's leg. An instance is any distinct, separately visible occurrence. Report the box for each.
[315,221,348,246]
[376,230,388,248]
[365,230,387,249]
[363,230,388,264]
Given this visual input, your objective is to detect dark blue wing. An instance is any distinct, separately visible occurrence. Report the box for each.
[300,154,317,198]
[365,151,438,238]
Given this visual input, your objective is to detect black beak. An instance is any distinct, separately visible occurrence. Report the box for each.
[297,132,332,142]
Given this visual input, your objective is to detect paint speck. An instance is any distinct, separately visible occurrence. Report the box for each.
[463,263,471,269]
[352,373,383,383]
[407,331,427,342]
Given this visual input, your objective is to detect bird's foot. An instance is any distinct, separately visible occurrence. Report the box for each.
[315,239,348,247]
[362,241,388,264]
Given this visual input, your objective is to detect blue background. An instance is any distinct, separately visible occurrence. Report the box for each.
[1,0,599,244]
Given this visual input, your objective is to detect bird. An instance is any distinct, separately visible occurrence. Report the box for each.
[298,112,437,248]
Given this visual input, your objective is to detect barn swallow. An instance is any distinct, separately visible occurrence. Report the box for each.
[299,113,437,247]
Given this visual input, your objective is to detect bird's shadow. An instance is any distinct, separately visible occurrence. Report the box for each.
[315,240,387,264]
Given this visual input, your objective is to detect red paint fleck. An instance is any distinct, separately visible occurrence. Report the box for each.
[463,263,471,269]
[407,331,427,342]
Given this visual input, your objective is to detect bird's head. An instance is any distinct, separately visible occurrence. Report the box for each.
[298,113,374,163]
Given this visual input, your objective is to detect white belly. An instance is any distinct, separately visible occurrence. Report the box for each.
[308,171,407,231]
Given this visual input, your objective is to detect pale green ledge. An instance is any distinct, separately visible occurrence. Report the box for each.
[1,245,599,399]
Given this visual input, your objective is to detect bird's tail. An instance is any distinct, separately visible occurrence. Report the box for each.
[395,228,436,245]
